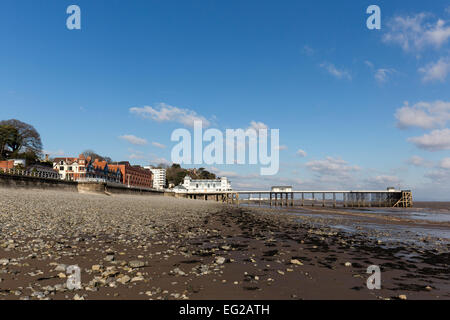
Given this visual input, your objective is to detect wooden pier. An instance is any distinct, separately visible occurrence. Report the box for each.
[182,189,413,208]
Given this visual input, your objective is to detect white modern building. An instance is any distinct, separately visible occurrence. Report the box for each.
[271,186,292,192]
[144,167,166,189]
[181,176,232,193]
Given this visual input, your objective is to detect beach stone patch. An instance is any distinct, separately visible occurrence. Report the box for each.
[128,260,145,268]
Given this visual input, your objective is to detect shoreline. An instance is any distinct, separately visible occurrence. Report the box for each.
[0,188,449,300]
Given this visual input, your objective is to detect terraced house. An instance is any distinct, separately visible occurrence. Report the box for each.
[53,154,122,183]
[109,162,153,189]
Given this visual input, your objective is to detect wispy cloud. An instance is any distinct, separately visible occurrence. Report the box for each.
[375,68,397,83]
[424,158,450,183]
[151,142,166,149]
[364,61,397,83]
[320,62,352,80]
[419,57,450,82]
[301,45,315,56]
[119,134,148,145]
[365,175,401,188]
[383,12,450,52]
[296,149,307,157]
[129,150,145,160]
[130,103,210,128]
[306,156,360,177]
[276,145,288,151]
[43,149,65,157]
[247,121,268,131]
[150,156,172,166]
[407,155,434,168]
[364,60,374,69]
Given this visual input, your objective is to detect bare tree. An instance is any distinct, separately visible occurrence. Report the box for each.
[0,119,43,159]
[82,150,113,163]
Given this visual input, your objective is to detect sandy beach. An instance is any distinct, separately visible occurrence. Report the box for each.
[0,188,448,300]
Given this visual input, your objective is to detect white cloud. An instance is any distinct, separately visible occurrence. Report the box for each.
[407,155,433,167]
[276,145,288,151]
[383,13,450,52]
[130,103,210,128]
[151,142,166,149]
[408,128,450,151]
[119,134,148,145]
[419,57,450,82]
[248,121,268,131]
[439,157,450,169]
[306,157,360,176]
[296,149,307,157]
[319,62,352,80]
[375,68,397,83]
[395,100,450,129]
[366,175,401,187]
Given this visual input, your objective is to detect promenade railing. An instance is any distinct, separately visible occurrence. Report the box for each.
[0,168,61,180]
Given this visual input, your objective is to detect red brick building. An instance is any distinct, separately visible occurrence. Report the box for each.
[0,160,14,170]
[109,162,153,188]
[0,159,26,171]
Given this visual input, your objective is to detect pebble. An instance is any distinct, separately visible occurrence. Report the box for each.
[105,254,115,262]
[290,259,303,266]
[216,257,226,265]
[92,265,102,271]
[55,264,67,272]
[129,260,145,268]
[117,275,131,284]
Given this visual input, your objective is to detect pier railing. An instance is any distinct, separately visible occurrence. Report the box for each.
[181,189,413,208]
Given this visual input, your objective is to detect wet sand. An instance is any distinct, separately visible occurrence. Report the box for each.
[0,188,449,300]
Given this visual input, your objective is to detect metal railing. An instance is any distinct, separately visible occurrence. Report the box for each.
[0,168,61,180]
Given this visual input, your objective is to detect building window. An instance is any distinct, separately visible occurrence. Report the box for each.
[60,166,64,171]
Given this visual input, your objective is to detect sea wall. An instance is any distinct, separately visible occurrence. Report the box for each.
[0,173,77,191]
[0,173,165,196]
[105,183,164,195]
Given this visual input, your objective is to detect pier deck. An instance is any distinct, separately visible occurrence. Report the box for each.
[183,189,413,208]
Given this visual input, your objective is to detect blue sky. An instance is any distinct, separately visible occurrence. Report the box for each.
[1,0,450,199]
